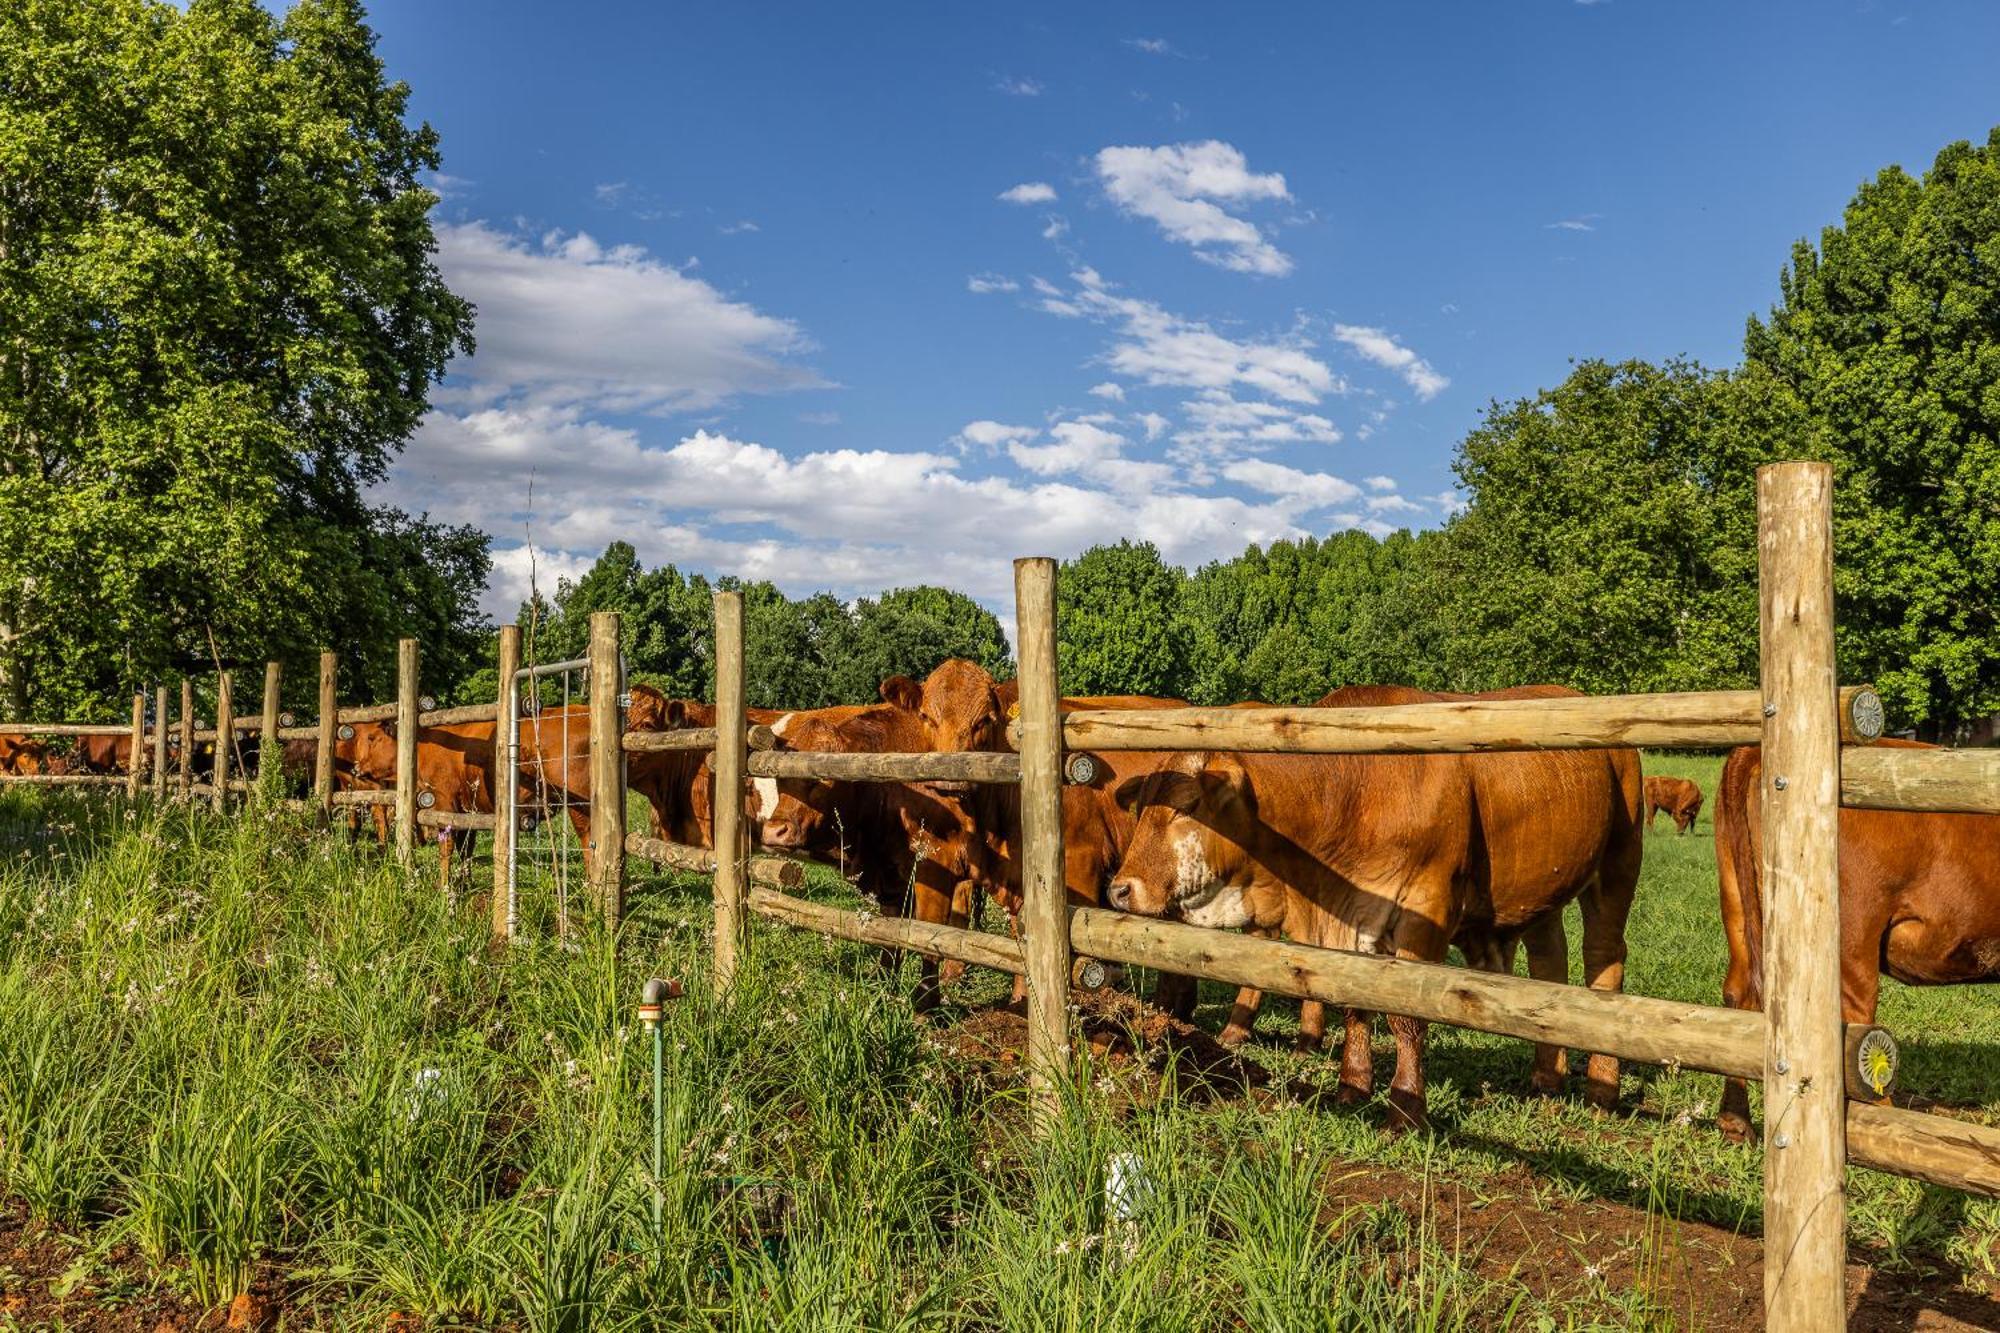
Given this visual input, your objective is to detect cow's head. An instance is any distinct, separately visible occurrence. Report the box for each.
[755,711,843,854]
[345,722,398,786]
[914,659,1007,754]
[1106,752,1258,925]
[626,683,671,732]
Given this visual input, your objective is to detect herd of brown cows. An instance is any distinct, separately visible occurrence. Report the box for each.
[23,661,2000,1137]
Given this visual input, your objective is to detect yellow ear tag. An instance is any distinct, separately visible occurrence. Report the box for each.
[1006,702,1021,720]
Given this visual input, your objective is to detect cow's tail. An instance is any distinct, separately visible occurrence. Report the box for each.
[1715,745,1764,1011]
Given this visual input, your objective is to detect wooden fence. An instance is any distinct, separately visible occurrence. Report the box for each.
[6,460,2000,1329]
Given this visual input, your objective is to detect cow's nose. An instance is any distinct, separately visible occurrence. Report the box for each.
[1107,878,1134,911]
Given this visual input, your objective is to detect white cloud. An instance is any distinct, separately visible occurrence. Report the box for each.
[434,221,825,412]
[995,75,1043,96]
[426,172,474,199]
[1124,36,1176,54]
[1222,458,1362,510]
[999,182,1058,205]
[1088,381,1126,401]
[967,272,1020,294]
[953,420,1039,451]
[1363,474,1397,492]
[1545,213,1601,232]
[1094,141,1294,276]
[718,220,760,235]
[1331,324,1448,401]
[593,181,631,205]
[1365,493,1421,514]
[1136,412,1170,442]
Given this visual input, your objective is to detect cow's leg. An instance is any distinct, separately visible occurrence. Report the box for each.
[1150,970,1197,1020]
[436,827,454,889]
[1578,871,1637,1109]
[1337,1008,1376,1104]
[907,863,956,1013]
[1383,907,1451,1133]
[563,806,594,882]
[1717,847,1761,1143]
[937,878,976,988]
[1646,804,1657,831]
[1520,915,1571,1094]
[1296,1000,1327,1054]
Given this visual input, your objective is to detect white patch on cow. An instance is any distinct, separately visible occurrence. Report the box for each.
[750,776,778,820]
[1167,827,1250,927]
[772,712,796,738]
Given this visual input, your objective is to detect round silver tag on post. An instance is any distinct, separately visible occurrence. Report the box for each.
[1065,752,1100,786]
[417,789,436,810]
[419,695,437,712]
[1855,1027,1898,1099]
[1849,687,1886,742]
[337,724,355,741]
[279,712,295,727]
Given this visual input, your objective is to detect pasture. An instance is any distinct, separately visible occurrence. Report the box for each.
[1,757,1997,1331]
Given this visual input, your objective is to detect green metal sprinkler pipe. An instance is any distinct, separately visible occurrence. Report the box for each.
[638,977,683,1239]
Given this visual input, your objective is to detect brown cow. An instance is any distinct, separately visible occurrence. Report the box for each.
[1714,740,2000,1140]
[0,736,47,775]
[1106,688,1643,1130]
[74,734,132,775]
[1644,775,1703,834]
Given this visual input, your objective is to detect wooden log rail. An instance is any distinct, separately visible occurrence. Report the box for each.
[624,832,804,888]
[747,884,1028,975]
[1841,746,2000,815]
[744,749,1022,784]
[1050,685,1884,756]
[0,723,139,737]
[418,701,497,728]
[416,809,497,831]
[336,703,397,725]
[331,789,394,808]
[621,723,780,753]
[0,774,125,786]
[276,725,321,741]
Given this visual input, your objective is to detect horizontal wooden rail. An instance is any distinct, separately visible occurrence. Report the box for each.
[0,773,125,786]
[624,728,718,753]
[1841,746,2000,815]
[1052,686,1883,756]
[276,725,320,741]
[418,702,497,728]
[331,789,394,807]
[623,832,805,887]
[336,703,396,724]
[189,782,216,798]
[747,884,1028,974]
[416,808,497,831]
[1847,1102,2000,1198]
[1069,906,1768,1077]
[744,749,1022,784]
[0,723,135,737]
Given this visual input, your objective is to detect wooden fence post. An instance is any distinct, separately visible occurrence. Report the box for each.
[314,652,336,814]
[151,685,167,799]
[394,638,418,863]
[711,592,748,991]
[493,625,520,940]
[178,678,194,799]
[1758,460,1847,1331]
[212,672,233,811]
[1013,556,1072,1130]
[588,612,626,930]
[126,692,145,798]
[259,660,281,796]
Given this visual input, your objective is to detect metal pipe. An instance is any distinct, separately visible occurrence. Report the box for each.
[638,977,683,1240]
[514,657,591,682]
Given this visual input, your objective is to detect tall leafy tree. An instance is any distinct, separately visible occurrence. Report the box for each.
[1744,127,2000,730]
[831,586,1011,701]
[0,0,476,715]
[1057,541,1190,698]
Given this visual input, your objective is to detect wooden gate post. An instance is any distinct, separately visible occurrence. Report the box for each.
[1013,556,1072,1130]
[314,652,336,813]
[212,672,233,811]
[126,692,145,798]
[711,591,748,991]
[1758,460,1847,1331]
[258,660,281,796]
[492,625,521,940]
[178,678,194,799]
[394,638,419,863]
[151,685,167,799]
[588,612,627,930]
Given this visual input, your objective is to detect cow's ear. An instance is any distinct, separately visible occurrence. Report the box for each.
[1202,755,1254,812]
[1113,774,1149,815]
[664,699,691,729]
[880,675,920,710]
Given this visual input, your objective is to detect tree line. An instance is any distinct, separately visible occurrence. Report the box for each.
[7,0,2000,734]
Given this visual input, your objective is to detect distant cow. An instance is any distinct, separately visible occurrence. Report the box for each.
[1714,740,2000,1139]
[0,736,47,775]
[73,734,132,775]
[1644,775,1703,834]
[1105,685,1643,1130]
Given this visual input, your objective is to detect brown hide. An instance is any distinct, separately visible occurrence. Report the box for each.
[1714,740,2000,1137]
[1107,683,1643,1128]
[1643,775,1704,834]
[0,737,47,775]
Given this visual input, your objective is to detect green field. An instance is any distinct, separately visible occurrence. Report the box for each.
[0,763,1996,1330]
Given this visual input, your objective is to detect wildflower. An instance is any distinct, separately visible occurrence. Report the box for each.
[1053,1239,1071,1256]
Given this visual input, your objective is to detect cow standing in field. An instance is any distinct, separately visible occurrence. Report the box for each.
[1105,686,1644,1130]
[1714,740,2000,1140]
[1644,775,1703,834]
[0,737,48,775]
[73,734,132,775]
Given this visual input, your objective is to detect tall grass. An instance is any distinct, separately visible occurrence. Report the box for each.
[1,778,1994,1327]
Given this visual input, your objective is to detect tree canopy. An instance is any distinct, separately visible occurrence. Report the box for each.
[0,0,481,715]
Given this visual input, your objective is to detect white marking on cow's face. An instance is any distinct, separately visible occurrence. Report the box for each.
[1166,826,1245,926]
[750,776,778,821]
[1182,882,1251,930]
[773,713,796,738]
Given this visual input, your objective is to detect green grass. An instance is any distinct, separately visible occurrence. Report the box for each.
[0,764,1995,1329]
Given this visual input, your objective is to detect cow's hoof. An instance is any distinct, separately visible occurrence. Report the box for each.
[1334,1080,1371,1107]
[938,960,968,987]
[1584,1079,1621,1111]
[1216,1024,1252,1048]
[1293,1032,1325,1056]
[1717,1111,1753,1145]
[1384,1091,1430,1136]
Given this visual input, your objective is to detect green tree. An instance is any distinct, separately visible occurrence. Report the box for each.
[1744,127,2000,730]
[1421,358,1763,696]
[1057,541,1190,697]
[830,586,1011,701]
[0,0,476,715]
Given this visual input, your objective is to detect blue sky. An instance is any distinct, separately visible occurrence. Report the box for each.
[367,0,2000,617]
